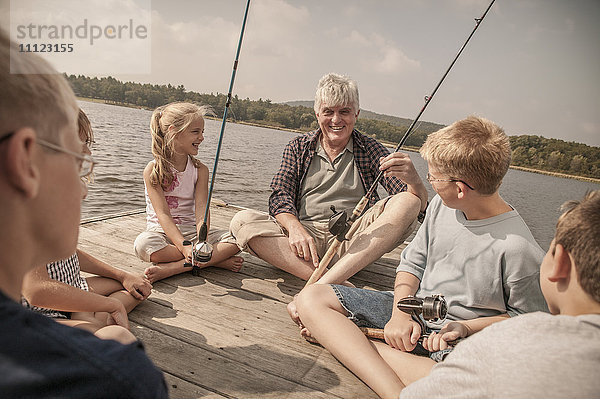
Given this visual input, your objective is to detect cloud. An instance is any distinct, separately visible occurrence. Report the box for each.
[342,5,361,18]
[148,11,237,79]
[451,0,490,6]
[9,0,151,74]
[244,0,310,59]
[346,31,420,75]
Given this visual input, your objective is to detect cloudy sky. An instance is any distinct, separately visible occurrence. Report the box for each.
[4,0,599,146]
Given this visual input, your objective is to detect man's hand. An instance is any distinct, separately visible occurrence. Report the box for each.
[121,272,152,300]
[287,223,319,267]
[383,313,421,352]
[422,322,468,352]
[379,152,421,186]
[380,152,428,210]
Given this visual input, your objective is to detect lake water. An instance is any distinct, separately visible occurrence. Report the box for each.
[80,101,599,251]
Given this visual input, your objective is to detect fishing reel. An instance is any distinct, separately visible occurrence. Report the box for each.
[328,205,351,241]
[182,224,213,276]
[397,294,447,341]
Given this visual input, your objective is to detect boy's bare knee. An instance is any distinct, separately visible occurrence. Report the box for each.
[296,284,336,317]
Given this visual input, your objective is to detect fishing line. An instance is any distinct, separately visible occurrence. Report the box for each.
[306,0,496,286]
[187,0,251,272]
[364,0,496,203]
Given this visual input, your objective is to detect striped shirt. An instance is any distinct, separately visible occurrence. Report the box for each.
[269,128,407,217]
[22,253,89,319]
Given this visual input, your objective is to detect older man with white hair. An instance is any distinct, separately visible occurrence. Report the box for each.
[230,73,427,285]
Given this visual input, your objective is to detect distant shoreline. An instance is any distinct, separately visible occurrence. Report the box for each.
[508,166,599,183]
[77,97,600,184]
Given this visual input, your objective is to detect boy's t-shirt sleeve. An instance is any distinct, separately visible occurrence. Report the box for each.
[395,204,431,280]
[395,195,444,281]
[502,236,549,315]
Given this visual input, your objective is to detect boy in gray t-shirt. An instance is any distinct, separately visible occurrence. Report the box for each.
[294,116,548,399]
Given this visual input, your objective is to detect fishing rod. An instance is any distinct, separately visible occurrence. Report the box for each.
[184,0,251,275]
[305,0,496,286]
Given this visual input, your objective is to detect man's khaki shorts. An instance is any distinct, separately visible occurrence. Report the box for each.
[229,196,408,261]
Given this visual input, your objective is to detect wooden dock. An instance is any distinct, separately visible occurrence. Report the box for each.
[78,202,410,398]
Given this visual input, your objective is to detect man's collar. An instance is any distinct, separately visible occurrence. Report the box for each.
[344,136,354,153]
[315,135,354,156]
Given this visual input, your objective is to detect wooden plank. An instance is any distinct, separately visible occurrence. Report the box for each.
[162,372,228,399]
[75,205,414,398]
[130,297,376,398]
[131,321,368,399]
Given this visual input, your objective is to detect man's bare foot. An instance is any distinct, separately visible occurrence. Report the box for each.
[212,256,244,272]
[144,260,186,283]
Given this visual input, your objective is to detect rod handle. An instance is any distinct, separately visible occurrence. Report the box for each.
[360,327,385,340]
[304,209,365,287]
[305,240,341,286]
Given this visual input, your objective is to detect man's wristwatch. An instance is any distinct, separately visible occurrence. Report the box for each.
[417,201,428,223]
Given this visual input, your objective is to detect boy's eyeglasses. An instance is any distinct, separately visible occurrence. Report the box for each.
[0,132,13,144]
[426,172,474,190]
[1,132,96,180]
[37,138,96,179]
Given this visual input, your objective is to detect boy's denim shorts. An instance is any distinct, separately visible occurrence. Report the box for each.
[331,284,453,362]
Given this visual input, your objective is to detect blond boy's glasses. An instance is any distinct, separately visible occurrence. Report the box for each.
[426,172,474,190]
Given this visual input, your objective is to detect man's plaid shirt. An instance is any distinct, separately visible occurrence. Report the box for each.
[268,128,407,217]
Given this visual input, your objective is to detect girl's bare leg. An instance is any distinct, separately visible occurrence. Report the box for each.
[94,325,137,344]
[144,259,188,283]
[86,276,141,312]
[195,242,244,272]
[372,341,436,386]
[59,319,136,344]
[145,242,244,282]
[84,277,141,325]
[149,244,184,263]
[58,316,102,334]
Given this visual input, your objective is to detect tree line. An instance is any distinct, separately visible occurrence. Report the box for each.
[66,74,599,179]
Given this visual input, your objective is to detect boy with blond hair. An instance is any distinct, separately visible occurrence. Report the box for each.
[295,116,548,399]
[402,191,600,398]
